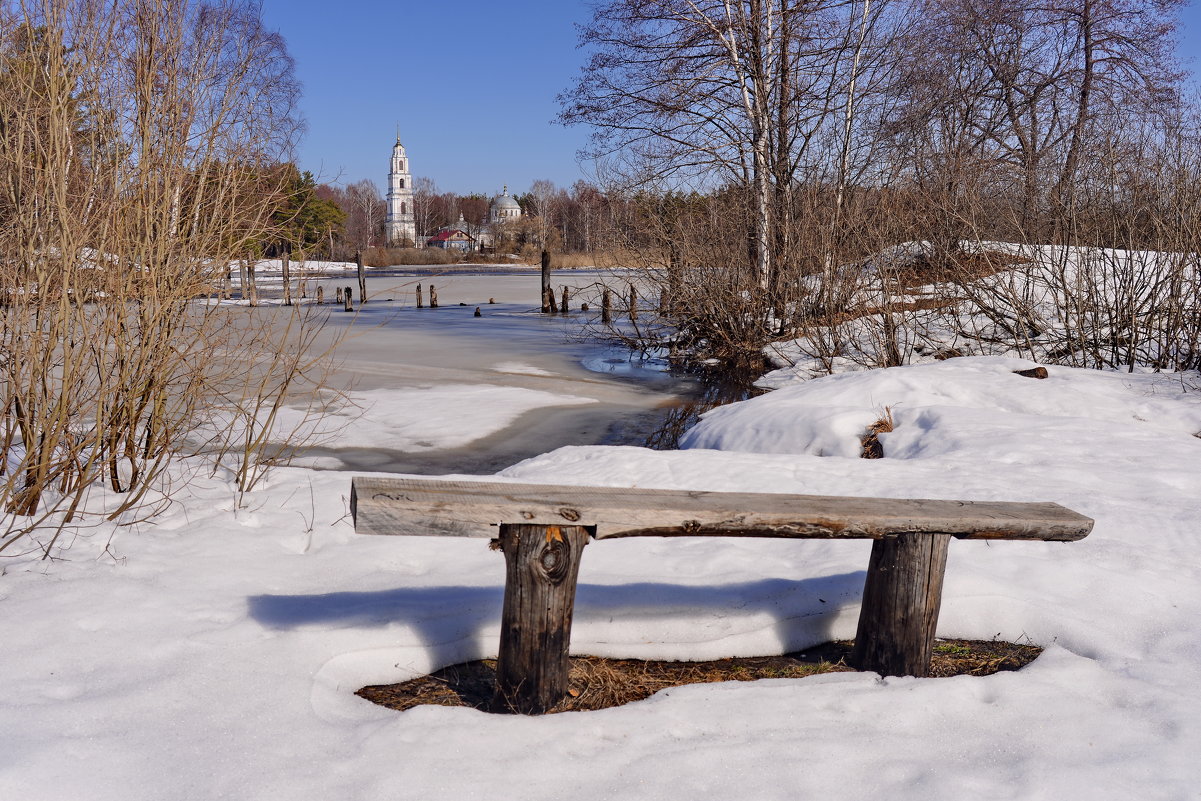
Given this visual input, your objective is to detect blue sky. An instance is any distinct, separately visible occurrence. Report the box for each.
[260,0,592,196]
[262,0,1201,198]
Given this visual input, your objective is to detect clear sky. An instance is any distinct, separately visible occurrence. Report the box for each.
[261,0,1201,198]
[259,0,593,197]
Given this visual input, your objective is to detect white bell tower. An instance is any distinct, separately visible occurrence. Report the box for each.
[385,132,416,246]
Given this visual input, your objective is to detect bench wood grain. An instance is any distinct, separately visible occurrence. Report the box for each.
[351,477,1094,542]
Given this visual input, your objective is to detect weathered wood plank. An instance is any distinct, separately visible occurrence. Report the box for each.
[350,477,1093,542]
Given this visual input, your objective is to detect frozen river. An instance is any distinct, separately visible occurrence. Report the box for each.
[247,267,701,474]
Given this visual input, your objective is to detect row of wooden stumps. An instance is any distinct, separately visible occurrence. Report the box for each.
[275,250,369,309]
[539,249,640,322]
[414,284,439,308]
[537,249,583,316]
[598,285,639,325]
[490,523,951,714]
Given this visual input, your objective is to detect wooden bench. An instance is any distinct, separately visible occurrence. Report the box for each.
[351,476,1093,714]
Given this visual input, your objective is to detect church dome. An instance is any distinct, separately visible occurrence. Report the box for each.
[491,188,520,212]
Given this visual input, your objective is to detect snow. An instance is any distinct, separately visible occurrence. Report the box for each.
[272,385,595,453]
[4,355,1201,798]
[770,240,1201,375]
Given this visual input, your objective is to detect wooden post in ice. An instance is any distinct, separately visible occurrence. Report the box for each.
[356,250,367,304]
[850,533,952,678]
[416,284,423,308]
[335,286,343,305]
[601,287,612,324]
[541,250,552,313]
[430,284,439,308]
[628,284,638,321]
[343,286,353,312]
[493,523,590,715]
[546,285,557,315]
[665,244,682,315]
[282,247,292,306]
[316,285,324,305]
[247,261,258,307]
[560,286,570,314]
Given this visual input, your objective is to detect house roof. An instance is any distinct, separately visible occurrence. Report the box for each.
[427,229,475,242]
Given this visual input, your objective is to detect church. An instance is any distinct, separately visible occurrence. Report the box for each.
[384,134,522,250]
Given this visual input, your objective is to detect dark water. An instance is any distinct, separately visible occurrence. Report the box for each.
[599,358,767,450]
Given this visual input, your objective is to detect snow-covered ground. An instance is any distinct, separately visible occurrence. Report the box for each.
[3,355,1201,799]
[772,240,1201,376]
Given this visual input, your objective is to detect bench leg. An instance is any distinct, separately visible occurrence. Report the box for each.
[851,532,951,678]
[493,523,590,714]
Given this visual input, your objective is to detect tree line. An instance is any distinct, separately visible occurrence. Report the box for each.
[558,0,1200,372]
[313,176,617,259]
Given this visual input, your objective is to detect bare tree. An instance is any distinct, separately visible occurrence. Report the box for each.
[345,179,384,250]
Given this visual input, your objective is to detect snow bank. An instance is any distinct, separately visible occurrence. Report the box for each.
[3,356,1200,799]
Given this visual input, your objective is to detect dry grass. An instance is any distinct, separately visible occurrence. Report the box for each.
[860,405,895,459]
[892,250,1030,290]
[356,638,1041,715]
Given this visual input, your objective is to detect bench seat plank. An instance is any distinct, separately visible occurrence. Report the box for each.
[350,477,1093,542]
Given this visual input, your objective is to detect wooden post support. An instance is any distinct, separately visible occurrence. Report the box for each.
[851,533,951,678]
[356,250,367,304]
[315,284,323,305]
[493,524,590,714]
[628,283,638,321]
[343,286,353,312]
[560,286,570,314]
[601,287,611,324]
[282,248,292,306]
[540,250,551,312]
[416,284,423,308]
[546,285,557,314]
[430,284,438,308]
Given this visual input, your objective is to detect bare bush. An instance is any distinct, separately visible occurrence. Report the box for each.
[0,0,335,557]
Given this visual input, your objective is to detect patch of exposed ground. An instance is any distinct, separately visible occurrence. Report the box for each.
[356,639,1041,714]
[893,250,1030,289]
